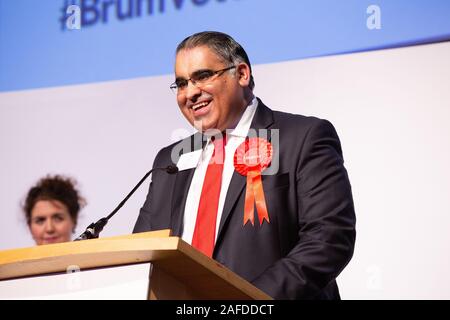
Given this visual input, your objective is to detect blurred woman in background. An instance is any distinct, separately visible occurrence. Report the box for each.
[23,175,85,245]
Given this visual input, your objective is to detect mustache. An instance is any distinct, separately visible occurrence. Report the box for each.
[186,94,213,108]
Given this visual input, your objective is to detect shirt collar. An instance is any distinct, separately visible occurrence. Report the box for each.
[226,96,258,138]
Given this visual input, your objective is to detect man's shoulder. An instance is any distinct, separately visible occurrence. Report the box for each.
[272,108,321,125]
[266,104,332,134]
[259,101,339,144]
[257,98,325,126]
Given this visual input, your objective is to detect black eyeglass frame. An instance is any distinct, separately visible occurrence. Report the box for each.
[170,65,237,93]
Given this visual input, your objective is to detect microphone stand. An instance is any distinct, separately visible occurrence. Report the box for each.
[74,165,178,241]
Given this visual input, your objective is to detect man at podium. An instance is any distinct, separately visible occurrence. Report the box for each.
[134,31,356,300]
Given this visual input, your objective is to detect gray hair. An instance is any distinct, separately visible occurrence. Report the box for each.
[176,31,255,91]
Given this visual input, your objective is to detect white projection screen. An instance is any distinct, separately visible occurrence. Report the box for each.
[1,41,449,299]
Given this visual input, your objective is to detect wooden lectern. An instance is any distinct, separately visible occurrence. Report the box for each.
[0,230,272,300]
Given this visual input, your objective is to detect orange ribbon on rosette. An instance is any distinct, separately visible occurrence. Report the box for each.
[234,137,272,226]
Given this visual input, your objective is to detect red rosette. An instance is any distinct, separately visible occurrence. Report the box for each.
[234,137,272,175]
[234,138,272,226]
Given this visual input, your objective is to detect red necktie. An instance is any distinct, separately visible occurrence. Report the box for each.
[191,135,226,257]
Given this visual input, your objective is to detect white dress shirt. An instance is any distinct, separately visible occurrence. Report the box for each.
[181,97,258,244]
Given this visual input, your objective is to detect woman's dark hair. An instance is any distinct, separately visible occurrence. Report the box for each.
[23,175,85,226]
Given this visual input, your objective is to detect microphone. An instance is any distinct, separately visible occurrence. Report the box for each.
[74,165,178,241]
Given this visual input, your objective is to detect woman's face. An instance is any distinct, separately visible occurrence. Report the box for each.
[29,200,75,245]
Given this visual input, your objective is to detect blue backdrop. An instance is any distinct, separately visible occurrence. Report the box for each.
[1,0,450,92]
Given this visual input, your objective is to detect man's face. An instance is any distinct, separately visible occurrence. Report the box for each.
[174,46,250,133]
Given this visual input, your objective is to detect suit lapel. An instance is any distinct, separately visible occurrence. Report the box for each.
[170,132,205,236]
[216,171,246,238]
[216,99,275,244]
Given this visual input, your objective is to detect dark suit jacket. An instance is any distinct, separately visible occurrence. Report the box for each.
[133,99,356,299]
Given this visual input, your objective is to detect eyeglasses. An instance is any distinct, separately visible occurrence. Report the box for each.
[170,66,236,94]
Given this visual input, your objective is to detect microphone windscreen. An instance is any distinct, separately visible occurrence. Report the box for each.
[165,165,179,174]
